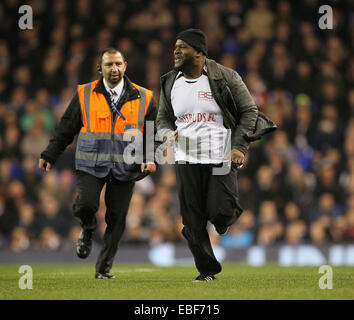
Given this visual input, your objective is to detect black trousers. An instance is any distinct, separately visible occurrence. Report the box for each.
[176,163,243,275]
[72,170,134,274]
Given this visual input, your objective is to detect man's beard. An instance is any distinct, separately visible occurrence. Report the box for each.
[110,73,122,83]
[174,59,184,71]
[174,55,194,72]
[174,64,183,72]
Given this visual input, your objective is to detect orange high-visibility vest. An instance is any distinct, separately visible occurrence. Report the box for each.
[75,79,153,173]
[77,79,152,135]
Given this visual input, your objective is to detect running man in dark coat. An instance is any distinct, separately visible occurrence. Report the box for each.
[157,29,276,281]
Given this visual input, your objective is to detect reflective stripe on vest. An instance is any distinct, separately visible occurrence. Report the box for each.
[76,151,124,162]
[137,87,146,133]
[83,82,92,133]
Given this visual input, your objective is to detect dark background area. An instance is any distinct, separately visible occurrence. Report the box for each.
[0,0,353,253]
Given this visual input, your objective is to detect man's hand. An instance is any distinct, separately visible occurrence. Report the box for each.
[141,162,156,173]
[231,148,245,169]
[39,158,52,172]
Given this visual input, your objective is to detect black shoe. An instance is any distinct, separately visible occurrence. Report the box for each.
[76,229,93,259]
[193,274,216,282]
[95,272,116,279]
[214,225,229,236]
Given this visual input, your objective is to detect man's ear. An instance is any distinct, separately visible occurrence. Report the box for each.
[97,63,102,74]
[195,51,203,59]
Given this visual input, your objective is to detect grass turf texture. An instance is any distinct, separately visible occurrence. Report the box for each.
[0,263,353,300]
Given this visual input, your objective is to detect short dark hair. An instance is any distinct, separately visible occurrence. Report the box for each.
[98,48,126,67]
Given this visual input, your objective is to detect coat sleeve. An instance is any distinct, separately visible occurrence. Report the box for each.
[143,96,161,163]
[229,72,258,155]
[156,87,176,141]
[40,93,83,164]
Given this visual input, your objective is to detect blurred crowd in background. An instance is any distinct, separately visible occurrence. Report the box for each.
[0,0,354,253]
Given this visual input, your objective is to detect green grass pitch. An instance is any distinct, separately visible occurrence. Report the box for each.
[0,263,353,300]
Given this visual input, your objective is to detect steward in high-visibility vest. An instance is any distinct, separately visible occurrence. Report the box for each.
[76,78,155,181]
[40,75,159,181]
[39,48,159,279]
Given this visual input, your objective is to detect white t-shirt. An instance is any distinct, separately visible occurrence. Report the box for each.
[171,73,229,163]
